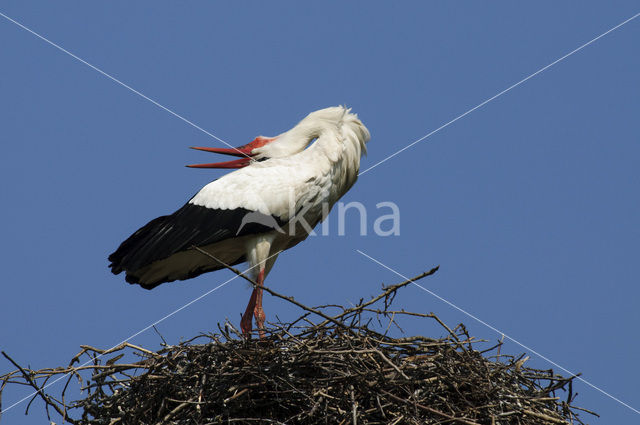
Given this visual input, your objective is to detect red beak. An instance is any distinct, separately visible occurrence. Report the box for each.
[186,137,274,169]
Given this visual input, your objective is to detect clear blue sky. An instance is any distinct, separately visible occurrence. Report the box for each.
[1,2,638,423]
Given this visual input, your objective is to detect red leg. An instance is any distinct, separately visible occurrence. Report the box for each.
[254,269,266,339]
[241,288,258,338]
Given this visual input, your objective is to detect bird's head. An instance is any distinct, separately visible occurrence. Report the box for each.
[186,106,369,169]
[186,136,278,169]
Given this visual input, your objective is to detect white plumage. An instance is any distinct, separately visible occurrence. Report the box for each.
[109,106,370,337]
[191,107,368,217]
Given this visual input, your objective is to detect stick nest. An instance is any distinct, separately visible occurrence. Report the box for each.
[1,266,595,424]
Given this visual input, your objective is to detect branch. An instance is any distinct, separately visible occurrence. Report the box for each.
[1,351,79,425]
[191,246,357,335]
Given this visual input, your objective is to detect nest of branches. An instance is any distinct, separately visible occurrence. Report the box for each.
[1,265,596,424]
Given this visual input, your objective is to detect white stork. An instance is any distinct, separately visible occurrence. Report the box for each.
[109,106,370,337]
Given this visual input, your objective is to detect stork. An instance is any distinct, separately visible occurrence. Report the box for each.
[108,107,370,338]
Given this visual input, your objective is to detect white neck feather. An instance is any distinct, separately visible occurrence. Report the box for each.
[253,106,370,198]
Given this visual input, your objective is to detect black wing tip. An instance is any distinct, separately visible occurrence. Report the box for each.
[121,269,159,290]
[109,244,163,290]
[108,258,121,274]
[124,273,148,287]
[107,203,278,289]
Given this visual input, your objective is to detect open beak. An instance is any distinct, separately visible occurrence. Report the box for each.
[186,137,274,169]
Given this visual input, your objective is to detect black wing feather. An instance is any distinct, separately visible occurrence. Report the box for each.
[108,202,283,284]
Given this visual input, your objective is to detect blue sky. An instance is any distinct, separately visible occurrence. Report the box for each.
[1,2,638,423]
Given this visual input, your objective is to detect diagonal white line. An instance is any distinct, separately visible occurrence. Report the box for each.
[0,249,282,415]
[358,11,640,176]
[0,10,254,159]
[356,249,640,415]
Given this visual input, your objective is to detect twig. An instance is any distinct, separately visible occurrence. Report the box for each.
[310,266,440,332]
[192,246,357,334]
[380,390,481,425]
[1,351,79,425]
